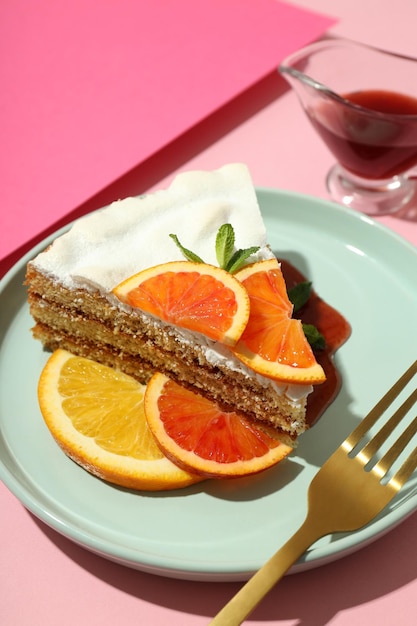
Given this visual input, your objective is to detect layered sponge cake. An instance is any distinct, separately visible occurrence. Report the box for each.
[26,164,325,444]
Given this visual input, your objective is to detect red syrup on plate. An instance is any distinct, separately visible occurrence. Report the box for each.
[308,89,417,179]
[280,260,351,427]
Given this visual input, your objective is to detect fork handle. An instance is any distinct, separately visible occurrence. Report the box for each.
[209,520,320,625]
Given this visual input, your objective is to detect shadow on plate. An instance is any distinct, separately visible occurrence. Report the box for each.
[202,456,304,503]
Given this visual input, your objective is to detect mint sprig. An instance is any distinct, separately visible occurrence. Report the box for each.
[170,224,260,274]
[288,281,326,350]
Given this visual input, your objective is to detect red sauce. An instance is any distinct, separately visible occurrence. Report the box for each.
[280,260,351,427]
[345,89,417,116]
[307,89,417,179]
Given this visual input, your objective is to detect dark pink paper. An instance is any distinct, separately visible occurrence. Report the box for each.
[0,0,335,261]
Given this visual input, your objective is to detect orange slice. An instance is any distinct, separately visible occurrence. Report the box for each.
[38,350,202,491]
[144,372,293,478]
[233,259,326,384]
[113,261,250,346]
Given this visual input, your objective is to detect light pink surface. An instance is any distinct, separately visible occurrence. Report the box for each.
[1,1,417,625]
[0,0,334,262]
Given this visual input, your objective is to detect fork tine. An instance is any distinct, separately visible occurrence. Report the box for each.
[344,360,417,453]
[390,446,417,490]
[375,415,417,478]
[359,389,417,463]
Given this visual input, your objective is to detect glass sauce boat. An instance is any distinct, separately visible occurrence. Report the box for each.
[280,39,417,215]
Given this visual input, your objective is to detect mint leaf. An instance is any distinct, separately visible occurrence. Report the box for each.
[170,225,259,274]
[225,246,260,274]
[302,323,325,351]
[169,234,205,263]
[288,281,312,312]
[216,223,235,269]
[289,281,326,350]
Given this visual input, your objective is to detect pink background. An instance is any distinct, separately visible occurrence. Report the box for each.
[1,1,416,625]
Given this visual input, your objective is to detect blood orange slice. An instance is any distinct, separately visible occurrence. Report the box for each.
[144,373,293,478]
[113,261,250,346]
[233,259,326,384]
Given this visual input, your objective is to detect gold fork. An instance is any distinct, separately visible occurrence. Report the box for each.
[209,360,417,626]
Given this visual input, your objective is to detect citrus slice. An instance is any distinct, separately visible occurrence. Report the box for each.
[37,349,202,491]
[112,261,250,346]
[144,372,293,478]
[233,259,326,384]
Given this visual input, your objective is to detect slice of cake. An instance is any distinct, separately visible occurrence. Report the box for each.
[26,164,325,444]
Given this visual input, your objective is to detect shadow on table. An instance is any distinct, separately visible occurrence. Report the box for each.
[30,508,416,625]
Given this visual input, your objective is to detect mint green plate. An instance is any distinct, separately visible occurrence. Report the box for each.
[1,189,416,581]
